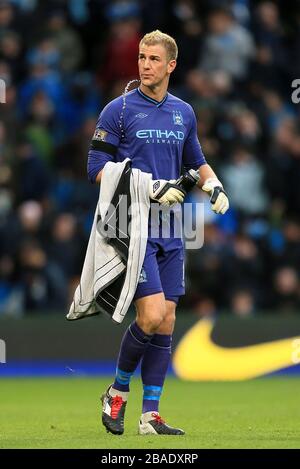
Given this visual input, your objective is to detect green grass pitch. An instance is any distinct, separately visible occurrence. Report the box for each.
[0,377,299,449]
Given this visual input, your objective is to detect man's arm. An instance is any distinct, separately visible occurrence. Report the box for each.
[197,163,218,184]
[87,99,123,184]
[182,106,229,214]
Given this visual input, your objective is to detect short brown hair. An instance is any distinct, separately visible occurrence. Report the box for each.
[139,30,178,61]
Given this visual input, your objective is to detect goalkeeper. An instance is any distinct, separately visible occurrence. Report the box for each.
[87,30,229,436]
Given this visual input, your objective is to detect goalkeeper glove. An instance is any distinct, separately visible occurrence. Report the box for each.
[202,178,229,214]
[149,179,186,206]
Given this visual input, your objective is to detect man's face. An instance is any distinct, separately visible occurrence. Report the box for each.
[138,43,176,88]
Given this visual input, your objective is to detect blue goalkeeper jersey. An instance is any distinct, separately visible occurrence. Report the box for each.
[88,87,206,182]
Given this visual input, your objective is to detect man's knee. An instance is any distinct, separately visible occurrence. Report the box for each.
[156,301,177,334]
[137,310,165,334]
[135,293,166,334]
[162,310,176,328]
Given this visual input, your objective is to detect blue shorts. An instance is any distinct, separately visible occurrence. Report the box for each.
[134,238,185,304]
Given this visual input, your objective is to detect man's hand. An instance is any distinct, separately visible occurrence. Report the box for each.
[149,179,186,206]
[202,178,229,214]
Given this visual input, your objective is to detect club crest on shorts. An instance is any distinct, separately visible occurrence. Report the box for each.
[138,267,147,284]
[173,110,183,126]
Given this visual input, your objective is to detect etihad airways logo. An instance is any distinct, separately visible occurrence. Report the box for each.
[136,129,185,141]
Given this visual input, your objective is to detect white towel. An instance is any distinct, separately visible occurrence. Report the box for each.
[67,158,151,323]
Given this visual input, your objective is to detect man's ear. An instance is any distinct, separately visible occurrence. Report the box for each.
[167,60,177,74]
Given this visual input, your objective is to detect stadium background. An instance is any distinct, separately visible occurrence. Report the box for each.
[0,0,300,382]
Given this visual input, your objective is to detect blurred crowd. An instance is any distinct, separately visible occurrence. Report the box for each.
[0,0,300,317]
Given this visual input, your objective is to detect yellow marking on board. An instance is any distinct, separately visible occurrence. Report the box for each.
[173,319,300,381]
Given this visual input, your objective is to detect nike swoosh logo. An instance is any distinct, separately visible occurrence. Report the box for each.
[173,319,300,380]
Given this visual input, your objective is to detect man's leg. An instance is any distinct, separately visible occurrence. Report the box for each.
[141,300,175,414]
[112,292,166,392]
[138,300,185,435]
[101,292,165,435]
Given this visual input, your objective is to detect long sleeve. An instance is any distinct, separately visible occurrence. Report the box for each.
[87,98,122,183]
[182,106,206,171]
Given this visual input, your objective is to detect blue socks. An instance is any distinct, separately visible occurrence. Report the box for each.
[112,322,172,414]
[141,334,172,413]
[113,321,153,392]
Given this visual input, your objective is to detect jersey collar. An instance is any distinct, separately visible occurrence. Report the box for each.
[137,88,168,107]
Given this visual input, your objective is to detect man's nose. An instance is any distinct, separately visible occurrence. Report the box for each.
[144,58,151,69]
